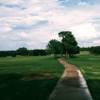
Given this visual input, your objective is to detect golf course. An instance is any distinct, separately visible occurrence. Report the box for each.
[0,53,100,100]
[0,0,100,100]
[0,56,63,100]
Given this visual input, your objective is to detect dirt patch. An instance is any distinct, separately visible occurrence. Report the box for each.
[22,72,52,80]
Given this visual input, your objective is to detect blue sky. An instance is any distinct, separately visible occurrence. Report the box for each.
[0,0,100,50]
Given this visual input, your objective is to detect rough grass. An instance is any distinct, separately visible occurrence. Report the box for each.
[67,54,100,100]
[0,56,63,100]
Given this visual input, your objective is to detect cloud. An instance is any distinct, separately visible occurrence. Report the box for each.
[12,20,48,31]
[70,22,100,46]
[0,0,22,5]
[0,0,100,50]
[78,1,89,6]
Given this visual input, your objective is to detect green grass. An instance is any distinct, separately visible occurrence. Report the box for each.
[79,51,90,55]
[67,54,100,100]
[0,56,63,100]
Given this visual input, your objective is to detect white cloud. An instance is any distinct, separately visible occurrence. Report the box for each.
[78,1,89,6]
[0,0,100,50]
[70,23,97,40]
[0,25,11,33]
[0,0,22,5]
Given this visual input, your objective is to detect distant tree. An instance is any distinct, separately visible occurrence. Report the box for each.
[47,39,62,57]
[16,47,28,56]
[80,47,90,51]
[0,51,16,57]
[32,49,47,56]
[0,49,48,57]
[10,51,16,57]
[58,31,80,57]
[0,51,7,57]
[89,46,100,55]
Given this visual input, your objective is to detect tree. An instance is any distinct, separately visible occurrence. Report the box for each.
[47,39,62,57]
[58,31,79,57]
[16,47,28,56]
[89,46,100,55]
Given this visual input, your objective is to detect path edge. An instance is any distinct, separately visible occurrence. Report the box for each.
[77,69,93,100]
[48,58,94,100]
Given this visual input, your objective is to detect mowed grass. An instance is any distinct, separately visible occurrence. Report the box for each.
[0,56,63,100]
[67,54,100,100]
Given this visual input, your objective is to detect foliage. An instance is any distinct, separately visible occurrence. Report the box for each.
[47,31,80,57]
[47,39,62,57]
[80,47,90,51]
[0,48,48,57]
[30,49,47,56]
[58,31,80,57]
[89,46,100,55]
[0,51,16,57]
[16,47,28,56]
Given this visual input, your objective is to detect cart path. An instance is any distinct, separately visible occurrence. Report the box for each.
[49,58,93,100]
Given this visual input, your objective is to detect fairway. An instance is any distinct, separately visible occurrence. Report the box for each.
[0,56,63,100]
[68,54,100,100]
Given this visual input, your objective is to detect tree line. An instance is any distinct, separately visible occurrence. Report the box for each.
[0,47,48,57]
[81,46,100,55]
[89,46,100,54]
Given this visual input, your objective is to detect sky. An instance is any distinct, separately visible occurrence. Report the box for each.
[0,0,100,50]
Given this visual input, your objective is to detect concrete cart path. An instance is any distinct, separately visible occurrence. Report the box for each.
[49,58,93,100]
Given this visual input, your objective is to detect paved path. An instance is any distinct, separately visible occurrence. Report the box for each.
[49,58,93,100]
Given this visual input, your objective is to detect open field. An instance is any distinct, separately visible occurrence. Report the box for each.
[0,56,63,100]
[68,54,100,100]
[0,54,100,100]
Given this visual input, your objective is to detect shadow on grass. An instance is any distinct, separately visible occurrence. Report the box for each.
[0,73,59,100]
[86,79,100,100]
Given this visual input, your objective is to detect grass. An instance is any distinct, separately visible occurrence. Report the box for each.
[67,54,100,100]
[0,56,63,100]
